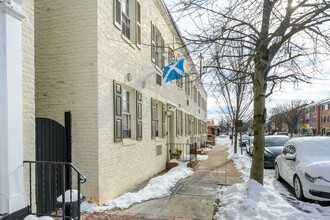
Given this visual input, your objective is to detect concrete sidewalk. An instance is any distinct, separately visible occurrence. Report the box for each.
[82,141,242,220]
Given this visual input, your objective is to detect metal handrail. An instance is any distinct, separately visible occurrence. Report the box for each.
[166,143,197,163]
[24,160,87,183]
[23,160,86,220]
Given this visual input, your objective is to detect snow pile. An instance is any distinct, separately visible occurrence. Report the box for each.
[81,161,193,213]
[197,155,208,161]
[226,144,252,182]
[214,179,307,220]
[202,147,212,153]
[24,215,54,220]
[214,138,330,220]
[216,137,231,145]
[57,189,81,202]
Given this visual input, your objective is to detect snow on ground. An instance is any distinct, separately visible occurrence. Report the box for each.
[197,154,208,161]
[214,137,330,220]
[24,215,54,220]
[81,161,193,213]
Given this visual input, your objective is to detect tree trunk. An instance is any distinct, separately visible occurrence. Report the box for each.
[250,57,267,185]
[234,122,238,153]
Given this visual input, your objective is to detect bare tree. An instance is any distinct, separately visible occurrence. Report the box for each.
[270,106,284,131]
[209,45,253,154]
[273,100,307,135]
[170,0,330,184]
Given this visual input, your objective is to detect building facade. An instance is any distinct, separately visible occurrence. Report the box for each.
[305,99,330,135]
[0,0,207,216]
[35,0,207,205]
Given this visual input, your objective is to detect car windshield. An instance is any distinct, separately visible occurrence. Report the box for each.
[242,137,249,141]
[265,137,289,147]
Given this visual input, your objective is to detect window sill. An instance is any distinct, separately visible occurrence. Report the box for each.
[121,34,136,49]
[122,138,137,146]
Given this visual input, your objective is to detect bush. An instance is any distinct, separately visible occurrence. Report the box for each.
[326,131,330,136]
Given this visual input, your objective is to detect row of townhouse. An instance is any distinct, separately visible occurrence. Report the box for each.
[304,99,330,135]
[0,0,207,217]
[269,99,330,135]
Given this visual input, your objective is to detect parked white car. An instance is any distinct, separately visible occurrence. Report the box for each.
[274,137,330,201]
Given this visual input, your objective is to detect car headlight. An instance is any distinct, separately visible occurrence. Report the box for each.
[305,172,330,183]
[305,172,316,183]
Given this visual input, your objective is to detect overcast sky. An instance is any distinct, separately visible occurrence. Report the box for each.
[164,0,330,123]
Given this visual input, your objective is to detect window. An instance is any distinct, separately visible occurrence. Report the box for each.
[176,110,182,136]
[313,117,316,123]
[151,99,164,138]
[122,0,130,39]
[154,103,159,137]
[136,1,141,45]
[151,23,164,69]
[323,104,329,111]
[185,76,191,96]
[194,86,197,103]
[114,81,142,142]
[176,75,183,90]
[327,116,329,123]
[114,0,141,43]
[168,47,175,64]
[198,92,201,107]
[122,89,131,138]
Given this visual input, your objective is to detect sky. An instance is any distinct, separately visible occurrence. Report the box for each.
[164,0,330,123]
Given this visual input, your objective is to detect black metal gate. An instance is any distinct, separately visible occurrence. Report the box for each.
[35,112,72,214]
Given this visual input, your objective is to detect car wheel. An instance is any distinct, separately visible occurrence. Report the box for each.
[294,175,304,200]
[274,164,283,181]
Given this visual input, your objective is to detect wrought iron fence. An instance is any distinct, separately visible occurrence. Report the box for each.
[167,143,197,163]
[24,161,86,220]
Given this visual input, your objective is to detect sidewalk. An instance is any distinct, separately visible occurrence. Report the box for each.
[82,139,242,220]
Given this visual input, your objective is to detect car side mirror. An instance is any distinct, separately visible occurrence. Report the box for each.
[284,154,296,161]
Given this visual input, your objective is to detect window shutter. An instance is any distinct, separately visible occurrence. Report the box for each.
[114,0,122,28]
[136,1,141,45]
[161,38,165,69]
[176,109,179,137]
[151,22,155,62]
[114,80,123,142]
[162,103,166,138]
[151,98,156,139]
[136,91,142,140]
[181,111,184,136]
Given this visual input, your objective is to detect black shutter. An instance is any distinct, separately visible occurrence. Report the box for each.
[176,109,179,137]
[114,0,122,27]
[136,91,142,140]
[181,111,184,136]
[151,98,156,139]
[162,103,166,138]
[114,80,123,142]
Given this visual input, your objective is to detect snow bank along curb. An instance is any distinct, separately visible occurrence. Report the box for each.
[81,161,193,213]
[214,138,330,220]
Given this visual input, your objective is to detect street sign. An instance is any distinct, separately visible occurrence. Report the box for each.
[297,125,302,128]
[302,124,307,129]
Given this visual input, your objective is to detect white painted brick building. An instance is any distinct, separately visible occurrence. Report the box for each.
[34,0,207,205]
[1,0,207,214]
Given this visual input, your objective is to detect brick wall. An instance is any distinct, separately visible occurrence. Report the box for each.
[35,0,100,202]
[35,0,207,205]
[96,0,207,204]
[22,0,35,206]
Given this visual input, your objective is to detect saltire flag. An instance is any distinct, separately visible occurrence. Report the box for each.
[162,59,185,83]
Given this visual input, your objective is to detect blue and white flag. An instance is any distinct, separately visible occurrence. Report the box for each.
[162,59,185,83]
